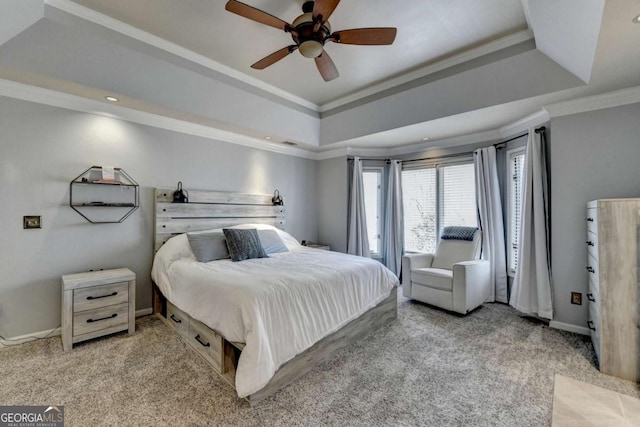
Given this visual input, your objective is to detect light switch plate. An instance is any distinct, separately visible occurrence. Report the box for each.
[23,216,41,229]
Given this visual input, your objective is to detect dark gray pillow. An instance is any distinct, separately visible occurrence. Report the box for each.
[187,231,230,262]
[223,228,268,262]
[258,229,289,254]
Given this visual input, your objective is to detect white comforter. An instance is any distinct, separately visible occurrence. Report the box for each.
[151,227,398,398]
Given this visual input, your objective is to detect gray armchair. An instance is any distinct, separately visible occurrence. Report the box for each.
[402,227,490,314]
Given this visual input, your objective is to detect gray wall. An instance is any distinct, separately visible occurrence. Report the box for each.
[316,156,348,253]
[0,96,317,338]
[550,102,640,327]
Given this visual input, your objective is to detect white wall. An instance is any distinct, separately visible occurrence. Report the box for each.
[0,96,317,338]
[550,102,640,328]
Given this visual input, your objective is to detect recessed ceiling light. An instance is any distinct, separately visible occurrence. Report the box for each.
[422,137,430,141]
[105,96,119,102]
[633,15,640,23]
[264,136,272,140]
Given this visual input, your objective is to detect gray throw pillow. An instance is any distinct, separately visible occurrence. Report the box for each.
[223,228,268,262]
[258,229,289,254]
[186,231,230,262]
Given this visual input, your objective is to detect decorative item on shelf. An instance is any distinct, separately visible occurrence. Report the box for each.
[272,189,284,206]
[173,181,189,203]
[69,166,139,224]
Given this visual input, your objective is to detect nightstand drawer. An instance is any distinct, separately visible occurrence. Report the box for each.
[167,301,189,339]
[189,318,222,372]
[73,302,129,337]
[73,282,129,312]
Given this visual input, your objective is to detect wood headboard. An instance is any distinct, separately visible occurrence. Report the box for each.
[154,188,285,252]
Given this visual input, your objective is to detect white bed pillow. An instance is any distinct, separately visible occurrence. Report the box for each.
[228,223,301,249]
[257,229,289,254]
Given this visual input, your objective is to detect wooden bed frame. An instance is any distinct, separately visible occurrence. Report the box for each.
[152,187,397,405]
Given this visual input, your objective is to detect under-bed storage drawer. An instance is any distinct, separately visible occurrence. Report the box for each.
[166,302,189,339]
[188,318,223,372]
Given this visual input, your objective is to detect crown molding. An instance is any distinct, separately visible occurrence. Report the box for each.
[318,29,534,113]
[545,85,640,118]
[44,0,320,112]
[499,109,549,138]
[0,78,317,160]
[314,129,501,160]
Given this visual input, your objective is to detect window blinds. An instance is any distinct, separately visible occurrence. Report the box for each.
[401,168,437,253]
[439,163,478,236]
[509,153,525,272]
[401,162,477,253]
[363,170,382,254]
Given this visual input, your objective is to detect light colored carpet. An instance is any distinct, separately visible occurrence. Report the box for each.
[1,288,638,426]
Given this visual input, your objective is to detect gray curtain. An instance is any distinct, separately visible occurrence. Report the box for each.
[509,128,553,319]
[347,157,371,257]
[383,160,403,276]
[474,146,508,303]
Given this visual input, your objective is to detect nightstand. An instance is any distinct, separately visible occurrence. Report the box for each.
[61,268,135,351]
[305,244,330,251]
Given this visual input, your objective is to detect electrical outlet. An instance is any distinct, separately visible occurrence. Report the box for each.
[23,216,41,229]
[571,292,582,305]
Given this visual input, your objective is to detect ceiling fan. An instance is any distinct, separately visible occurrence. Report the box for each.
[225,0,397,82]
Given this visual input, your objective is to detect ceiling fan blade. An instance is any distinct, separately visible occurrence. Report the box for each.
[313,0,340,23]
[225,0,290,31]
[251,45,298,70]
[331,28,397,45]
[314,51,339,82]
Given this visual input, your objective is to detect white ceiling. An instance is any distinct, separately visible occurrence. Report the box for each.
[0,0,639,156]
[70,0,528,106]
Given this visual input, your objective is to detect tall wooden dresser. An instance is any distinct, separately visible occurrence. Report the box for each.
[586,199,640,381]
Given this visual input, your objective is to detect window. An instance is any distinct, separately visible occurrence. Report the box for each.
[507,148,526,275]
[362,168,383,255]
[402,161,477,253]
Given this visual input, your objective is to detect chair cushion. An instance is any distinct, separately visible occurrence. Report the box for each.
[411,268,454,291]
[431,230,481,269]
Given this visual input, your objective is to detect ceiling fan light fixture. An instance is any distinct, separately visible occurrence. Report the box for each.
[299,40,324,58]
[633,14,640,23]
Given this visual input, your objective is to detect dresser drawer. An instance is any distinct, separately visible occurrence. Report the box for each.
[73,282,129,312]
[167,302,189,339]
[188,318,222,372]
[586,208,598,233]
[586,253,598,279]
[588,298,601,358]
[587,275,599,304]
[73,302,129,337]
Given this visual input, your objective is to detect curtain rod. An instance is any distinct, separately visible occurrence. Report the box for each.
[349,126,546,163]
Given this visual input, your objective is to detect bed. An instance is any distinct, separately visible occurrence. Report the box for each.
[151,188,398,405]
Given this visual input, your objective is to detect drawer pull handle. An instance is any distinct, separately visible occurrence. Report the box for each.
[586,266,595,273]
[87,313,117,323]
[587,293,595,302]
[87,291,117,300]
[586,241,594,246]
[170,314,182,324]
[587,320,596,331]
[586,217,594,222]
[195,334,210,347]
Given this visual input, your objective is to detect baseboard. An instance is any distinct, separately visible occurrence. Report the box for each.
[549,320,590,336]
[1,308,154,346]
[0,327,61,346]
